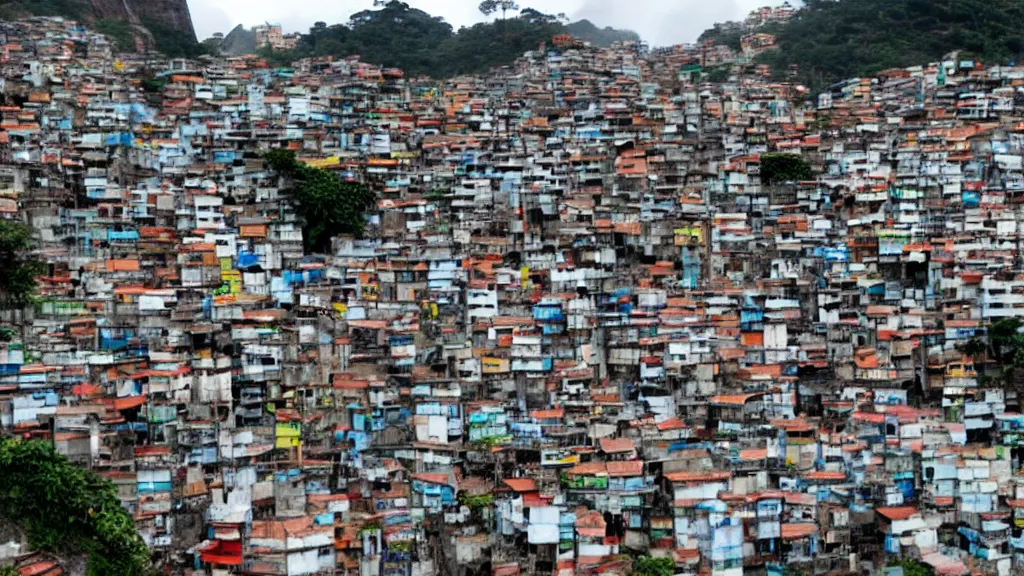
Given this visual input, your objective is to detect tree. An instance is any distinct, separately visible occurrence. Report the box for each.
[988,317,1023,363]
[142,18,209,58]
[760,153,813,185]
[264,150,375,253]
[0,220,43,309]
[979,318,1024,397]
[741,0,1024,87]
[888,558,934,576]
[632,556,675,576]
[285,4,635,77]
[957,336,989,382]
[94,19,137,51]
[479,0,519,20]
[0,438,152,575]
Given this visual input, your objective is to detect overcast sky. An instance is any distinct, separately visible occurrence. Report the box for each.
[188,0,784,47]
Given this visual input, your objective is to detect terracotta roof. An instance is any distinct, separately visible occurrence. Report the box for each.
[531,408,564,419]
[569,462,607,476]
[737,448,767,460]
[876,506,919,521]
[781,523,818,540]
[802,470,847,481]
[17,560,63,576]
[493,564,521,576]
[411,473,453,486]
[657,417,688,431]
[599,437,636,454]
[606,460,644,477]
[709,393,764,406]
[503,478,538,492]
[665,471,731,483]
[784,493,817,506]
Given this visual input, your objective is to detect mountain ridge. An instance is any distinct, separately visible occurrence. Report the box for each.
[700,0,1024,87]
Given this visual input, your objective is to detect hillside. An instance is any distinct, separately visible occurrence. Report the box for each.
[219,24,257,57]
[566,19,641,47]
[265,1,639,77]
[706,0,1024,87]
[0,0,201,57]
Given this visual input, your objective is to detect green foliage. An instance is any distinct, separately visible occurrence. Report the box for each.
[256,45,297,68]
[989,317,1024,363]
[704,65,733,83]
[0,438,152,576]
[459,493,494,511]
[808,114,832,133]
[0,565,19,576]
[142,18,208,59]
[94,19,136,51]
[0,220,43,310]
[358,520,382,536]
[888,558,934,576]
[750,0,1024,87]
[388,540,411,553]
[471,435,511,449]
[760,153,813,185]
[956,338,988,361]
[981,318,1024,391]
[200,36,223,56]
[478,0,519,19]
[632,556,675,576]
[432,10,563,77]
[698,23,744,52]
[278,2,633,77]
[265,148,301,174]
[264,150,374,253]
[0,0,84,20]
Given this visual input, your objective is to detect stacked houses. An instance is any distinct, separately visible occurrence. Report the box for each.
[7,10,1024,576]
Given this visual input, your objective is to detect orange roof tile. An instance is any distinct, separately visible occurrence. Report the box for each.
[606,461,644,477]
[599,437,636,454]
[738,448,767,461]
[411,473,453,486]
[877,506,919,521]
[569,462,607,476]
[503,478,538,492]
[657,417,688,431]
[710,393,764,406]
[781,523,818,540]
[531,408,564,420]
[665,471,731,483]
[802,471,846,481]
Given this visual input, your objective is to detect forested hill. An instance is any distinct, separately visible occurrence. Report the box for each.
[707,0,1024,87]
[265,1,640,77]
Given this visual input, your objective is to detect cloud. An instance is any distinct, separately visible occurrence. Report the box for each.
[187,0,781,45]
[188,1,234,39]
